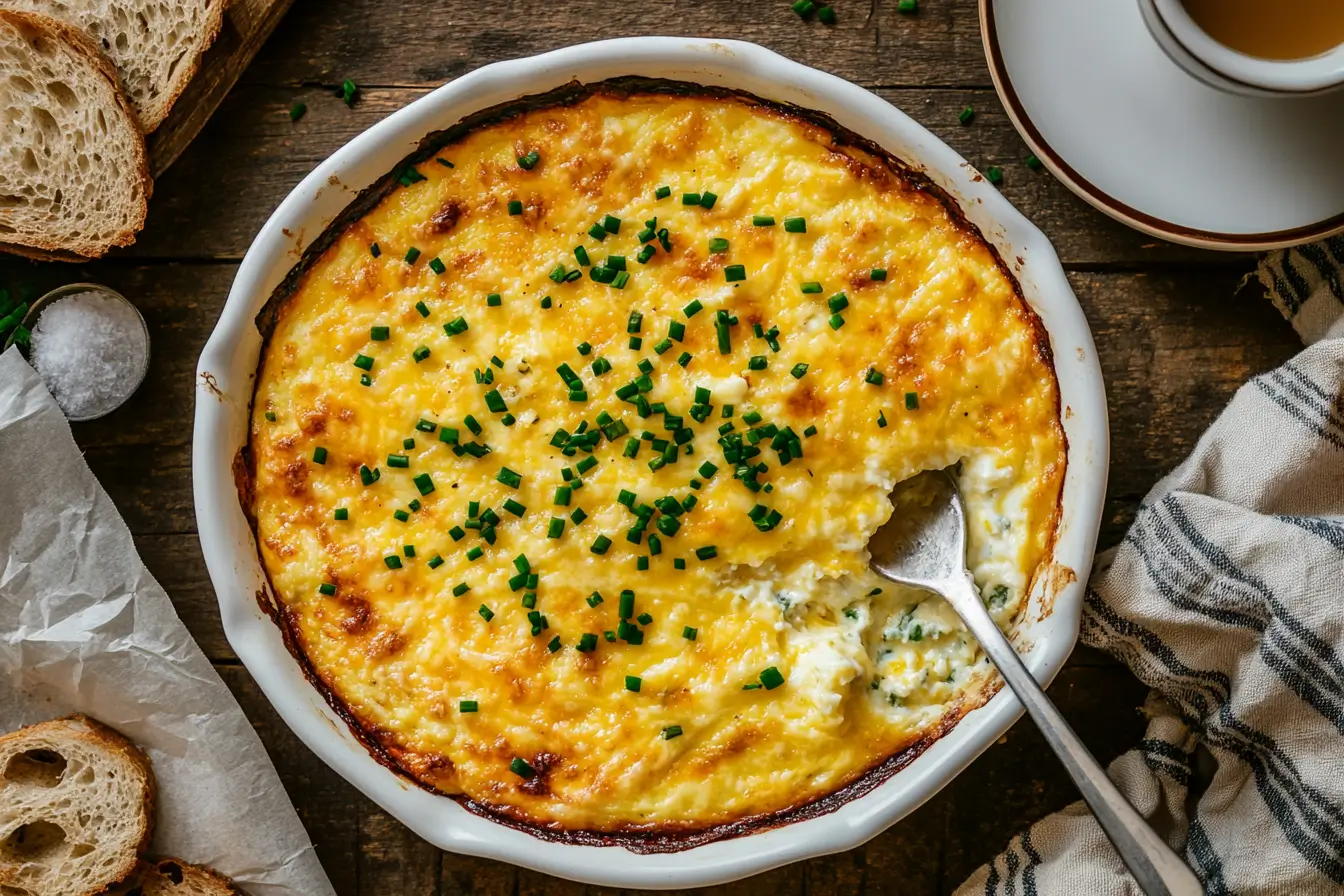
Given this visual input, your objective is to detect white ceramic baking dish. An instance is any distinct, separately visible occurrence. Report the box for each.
[193,37,1108,888]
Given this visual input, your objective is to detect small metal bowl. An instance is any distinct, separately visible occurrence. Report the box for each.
[5,282,151,422]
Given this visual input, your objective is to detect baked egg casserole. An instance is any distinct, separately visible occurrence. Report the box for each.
[245,81,1066,842]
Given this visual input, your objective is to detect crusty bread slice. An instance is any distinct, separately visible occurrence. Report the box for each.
[0,0,226,132]
[107,859,247,896]
[0,715,156,896]
[0,10,150,259]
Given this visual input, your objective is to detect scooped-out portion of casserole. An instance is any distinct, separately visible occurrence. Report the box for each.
[245,80,1066,843]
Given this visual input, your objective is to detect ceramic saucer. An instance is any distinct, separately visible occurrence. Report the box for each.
[981,0,1344,250]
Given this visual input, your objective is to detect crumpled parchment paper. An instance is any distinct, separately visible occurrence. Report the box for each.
[0,347,335,896]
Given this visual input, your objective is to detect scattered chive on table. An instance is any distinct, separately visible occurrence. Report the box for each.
[0,0,1298,892]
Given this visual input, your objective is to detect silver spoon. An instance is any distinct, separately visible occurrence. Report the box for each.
[868,469,1203,896]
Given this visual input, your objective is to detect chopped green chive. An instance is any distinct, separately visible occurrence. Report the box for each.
[414,473,435,495]
[625,675,642,693]
[577,633,599,652]
[591,535,612,555]
[818,4,837,23]
[486,293,502,307]
[318,582,336,596]
[986,166,1004,186]
[793,0,816,17]
[708,237,729,253]
[724,265,746,283]
[800,281,822,294]
[752,215,775,227]
[760,666,786,689]
[503,498,526,517]
[459,700,478,712]
[871,268,888,281]
[384,555,403,570]
[334,507,349,520]
[1026,154,1044,170]
[548,635,562,653]
[359,465,380,486]
[783,217,807,233]
[682,625,697,641]
[369,243,381,259]
[655,185,672,199]
[387,453,410,468]
[828,293,849,313]
[497,467,522,488]
[518,150,540,170]
[791,363,809,379]
[405,247,421,264]
[453,582,471,597]
[444,316,469,335]
[370,325,390,341]
[312,446,328,464]
[412,345,431,363]
[748,355,767,371]
[681,192,701,205]
[478,604,495,622]
[393,509,410,523]
[417,418,438,432]
[677,351,692,367]
[540,296,553,309]
[699,191,718,209]
[290,101,307,121]
[603,214,622,234]
[695,545,717,560]
[905,392,919,409]
[510,757,534,778]
[878,409,888,428]
[865,368,885,385]
[427,554,444,568]
[507,200,523,215]
[662,724,683,740]
[898,0,917,11]
[828,313,845,330]
[353,353,374,371]
[958,106,975,126]
[571,507,588,525]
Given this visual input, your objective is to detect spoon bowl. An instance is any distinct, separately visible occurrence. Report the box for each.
[869,469,1202,896]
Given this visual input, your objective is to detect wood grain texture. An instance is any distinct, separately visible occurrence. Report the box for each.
[0,0,1308,889]
[146,0,298,176]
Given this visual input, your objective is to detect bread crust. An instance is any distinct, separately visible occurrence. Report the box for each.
[0,9,151,259]
[139,0,229,133]
[0,714,156,896]
[110,858,247,896]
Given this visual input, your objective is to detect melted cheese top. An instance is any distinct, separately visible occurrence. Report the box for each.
[249,87,1065,833]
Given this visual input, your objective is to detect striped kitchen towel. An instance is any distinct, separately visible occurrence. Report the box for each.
[957,234,1344,896]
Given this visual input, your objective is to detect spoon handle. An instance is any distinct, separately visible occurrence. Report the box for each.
[948,577,1204,896]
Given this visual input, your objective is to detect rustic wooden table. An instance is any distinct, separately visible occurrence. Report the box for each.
[0,0,1303,892]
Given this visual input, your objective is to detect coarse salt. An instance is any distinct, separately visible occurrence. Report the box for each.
[31,290,149,419]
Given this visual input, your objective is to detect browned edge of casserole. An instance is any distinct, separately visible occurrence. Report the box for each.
[234,75,1067,852]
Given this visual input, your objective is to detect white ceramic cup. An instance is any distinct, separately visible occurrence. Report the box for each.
[1140,0,1344,97]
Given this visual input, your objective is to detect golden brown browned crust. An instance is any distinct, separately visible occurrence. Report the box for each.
[108,858,248,896]
[239,77,1067,847]
[0,10,151,260]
